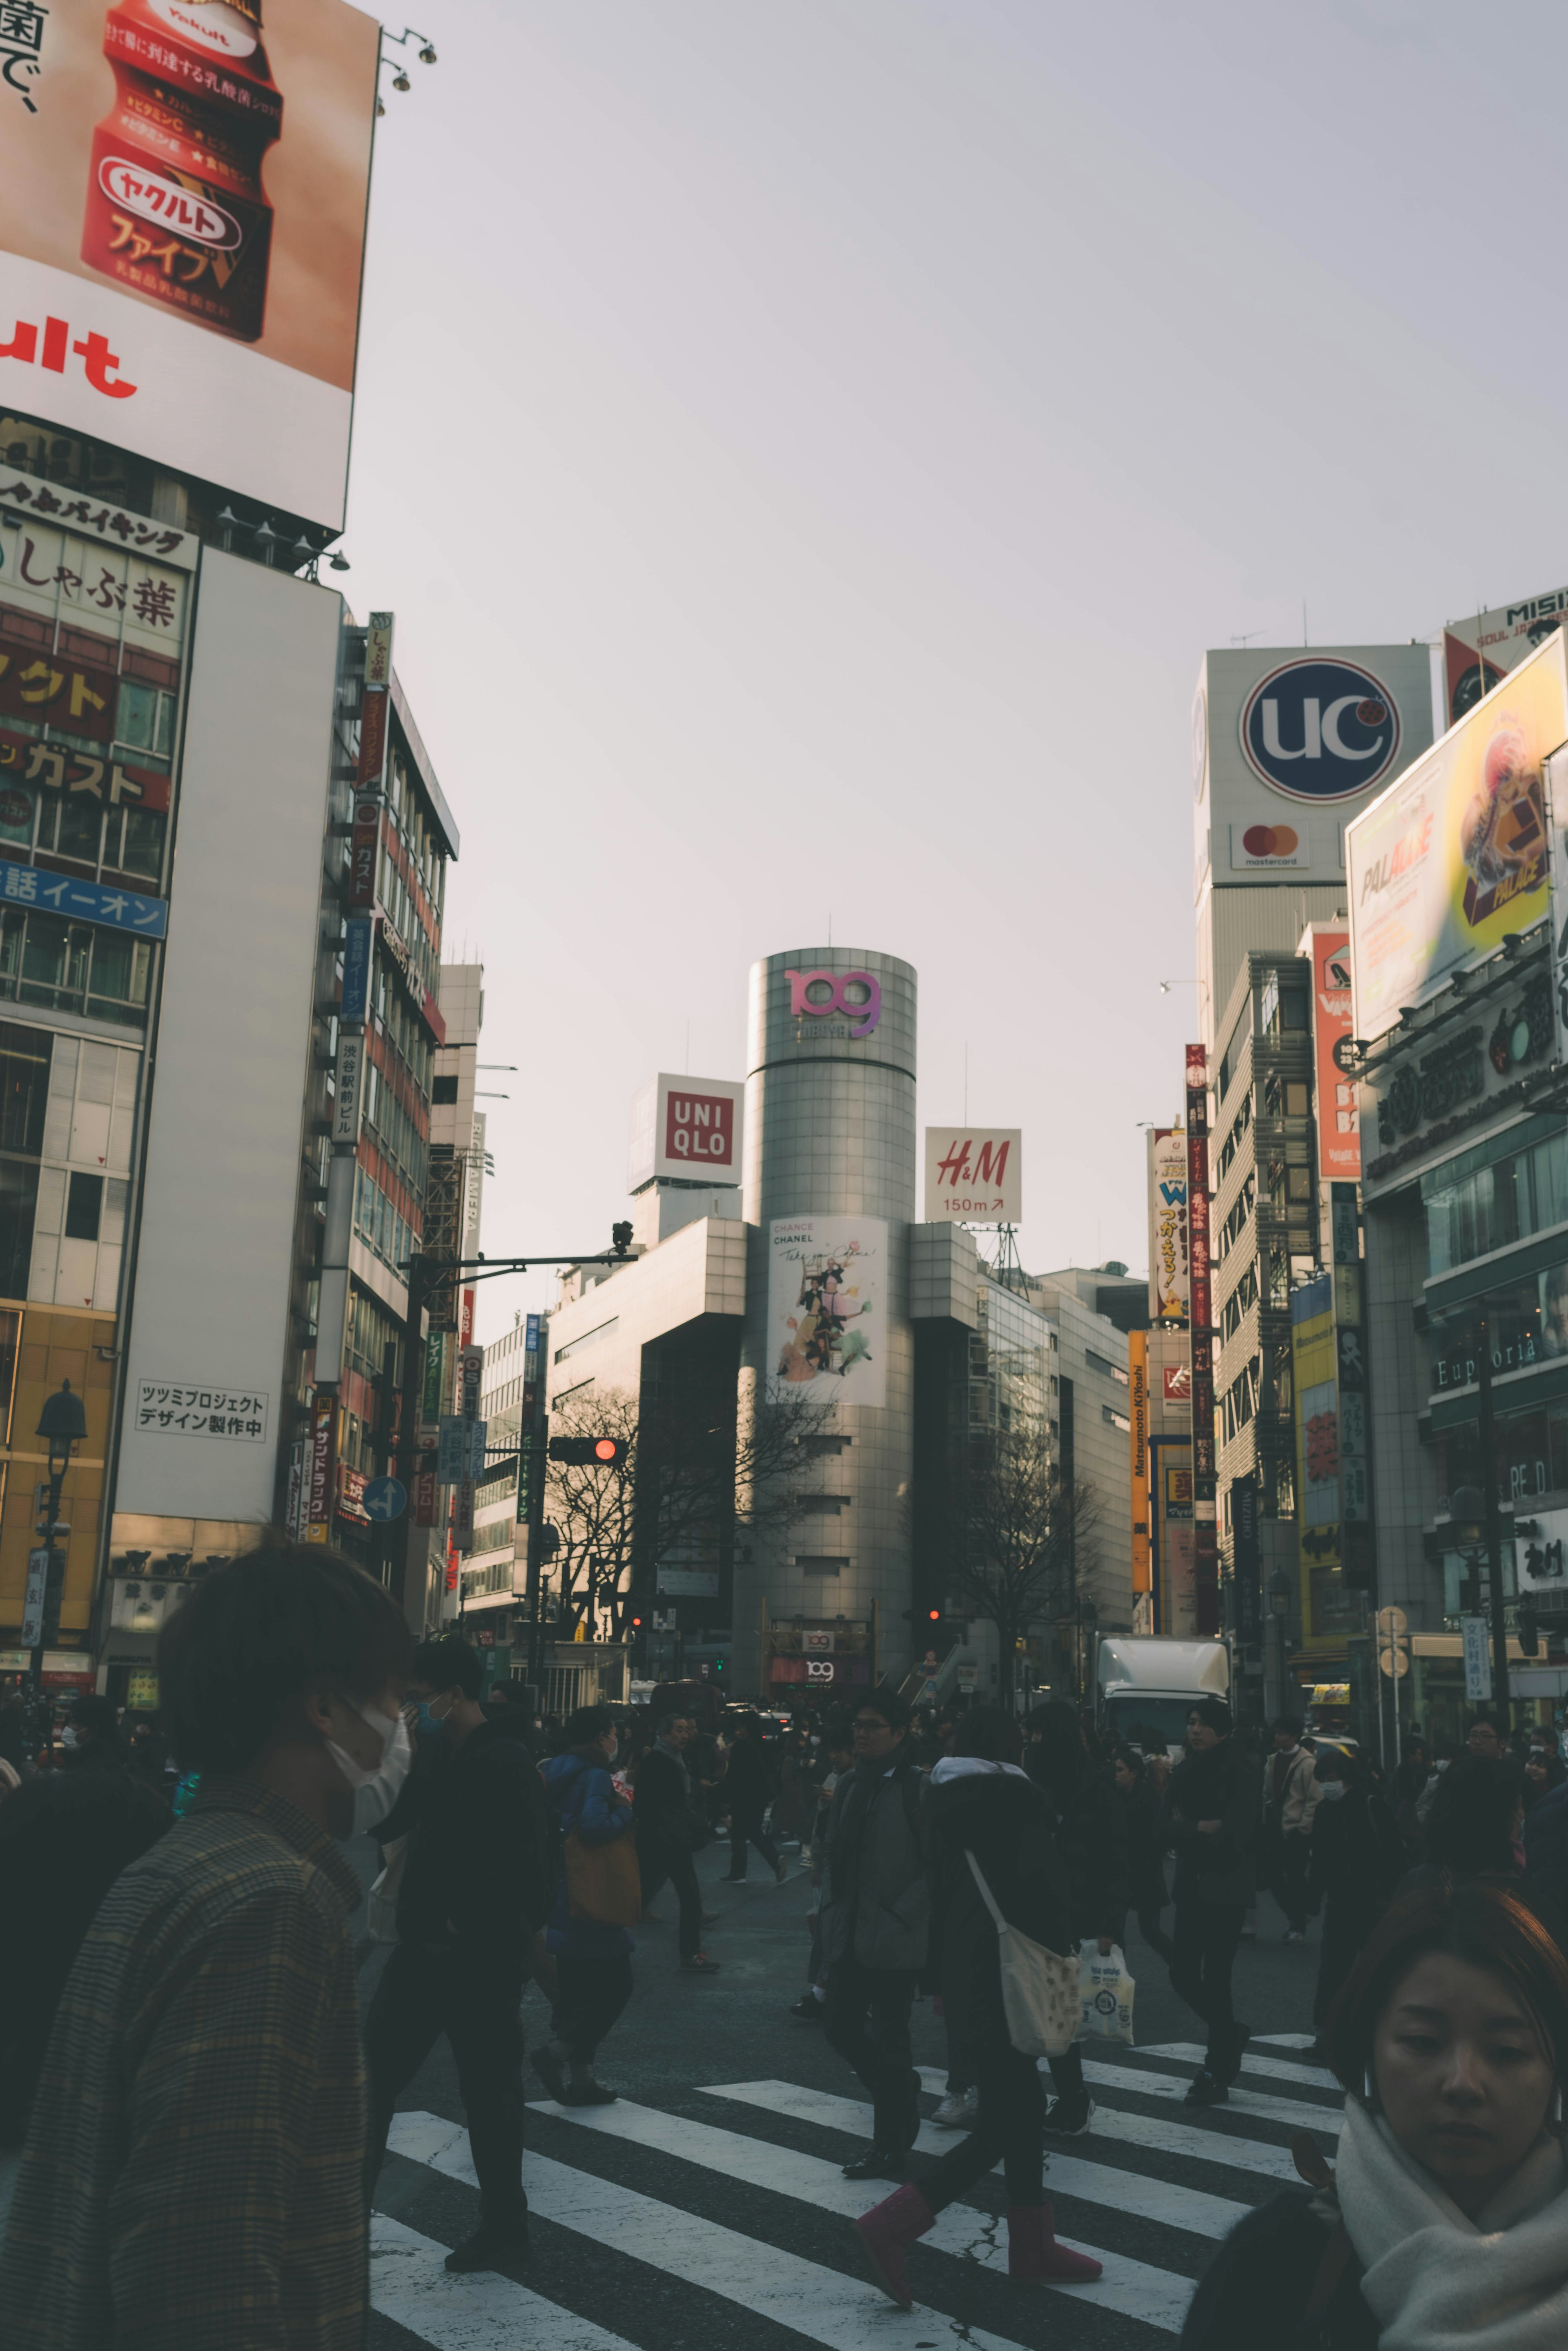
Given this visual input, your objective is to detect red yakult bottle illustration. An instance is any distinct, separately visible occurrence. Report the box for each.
[81,0,282,344]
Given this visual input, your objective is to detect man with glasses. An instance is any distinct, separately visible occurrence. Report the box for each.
[817,1687,929,2179]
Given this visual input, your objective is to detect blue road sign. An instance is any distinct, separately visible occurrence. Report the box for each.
[362,1476,407,1523]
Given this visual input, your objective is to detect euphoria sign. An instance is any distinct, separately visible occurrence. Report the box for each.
[1240,657,1402,802]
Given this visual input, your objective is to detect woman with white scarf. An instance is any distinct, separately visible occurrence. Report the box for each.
[1181,1879,1568,2351]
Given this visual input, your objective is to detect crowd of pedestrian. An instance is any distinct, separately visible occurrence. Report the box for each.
[2,1540,1567,2345]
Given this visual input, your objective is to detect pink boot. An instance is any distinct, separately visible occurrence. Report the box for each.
[849,2182,937,2309]
[1008,2202,1104,2283]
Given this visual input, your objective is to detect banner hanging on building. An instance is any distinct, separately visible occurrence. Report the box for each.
[1129,1330,1150,1596]
[768,1215,887,1409]
[1307,928,1359,1181]
[1184,1044,1218,1635]
[1146,1127,1189,1323]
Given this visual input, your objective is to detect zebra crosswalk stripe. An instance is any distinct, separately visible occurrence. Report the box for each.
[1136,2042,1341,2092]
[372,2052,1348,2349]
[371,2212,641,2351]
[701,2078,1247,2237]
[386,2110,1056,2351]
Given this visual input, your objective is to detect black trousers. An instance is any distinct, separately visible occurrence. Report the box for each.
[1268,1830,1311,1932]
[823,1953,918,2150]
[366,1943,527,2220]
[1169,1900,1245,2070]
[922,2043,1045,2208]
[637,1831,702,1961]
[1134,1901,1176,1965]
[1314,1900,1379,2028]
[728,1806,780,1878]
[555,1952,634,2063]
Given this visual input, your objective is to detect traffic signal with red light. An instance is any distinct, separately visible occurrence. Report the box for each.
[548,1436,629,1467]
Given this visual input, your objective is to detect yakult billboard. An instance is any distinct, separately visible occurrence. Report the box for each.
[0,0,379,529]
[627,1073,745,1190]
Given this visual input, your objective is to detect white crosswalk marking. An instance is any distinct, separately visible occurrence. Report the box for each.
[371,2213,641,2351]
[1136,2041,1342,2091]
[386,2111,1080,2347]
[702,2078,1247,2237]
[371,2047,1347,2349]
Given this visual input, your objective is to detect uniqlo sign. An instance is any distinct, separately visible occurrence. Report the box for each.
[628,1073,744,1188]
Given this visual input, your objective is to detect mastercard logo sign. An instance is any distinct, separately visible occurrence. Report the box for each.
[1242,824,1299,858]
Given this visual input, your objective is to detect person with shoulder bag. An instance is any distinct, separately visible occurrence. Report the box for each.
[1181,1878,1568,2351]
[1026,1700,1129,2134]
[535,1704,637,2105]
[848,1708,1104,2307]
[633,1712,719,1976]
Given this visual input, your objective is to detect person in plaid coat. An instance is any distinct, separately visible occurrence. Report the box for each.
[0,1541,412,2349]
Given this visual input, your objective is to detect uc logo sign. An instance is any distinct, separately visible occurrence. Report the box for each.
[1239,658,1401,802]
[786,967,882,1038]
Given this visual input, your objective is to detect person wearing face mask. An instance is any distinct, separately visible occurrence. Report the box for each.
[1180,1880,1568,2351]
[364,1636,553,2275]
[1307,1747,1404,2038]
[0,1540,412,2351]
[536,1704,637,2104]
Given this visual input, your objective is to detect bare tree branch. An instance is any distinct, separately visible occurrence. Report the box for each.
[941,1422,1100,1707]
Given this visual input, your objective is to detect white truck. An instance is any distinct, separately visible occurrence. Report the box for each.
[1094,1635,1230,1758]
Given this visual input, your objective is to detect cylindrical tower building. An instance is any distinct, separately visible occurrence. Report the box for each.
[735,948,918,1697]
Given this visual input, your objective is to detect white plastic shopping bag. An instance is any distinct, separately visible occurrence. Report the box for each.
[1078,1938,1135,2045]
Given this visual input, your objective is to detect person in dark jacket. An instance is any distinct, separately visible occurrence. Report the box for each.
[536,1705,635,2105]
[1306,1745,1403,2030]
[0,1703,169,2148]
[1523,1767,1568,1919]
[365,1636,552,2274]
[819,1685,929,2179]
[1166,1697,1254,2105]
[634,1712,719,1973]
[719,1711,786,1883]
[1180,1879,1568,2351]
[848,1708,1103,2306]
[1026,1700,1128,2133]
[1112,1744,1174,1963]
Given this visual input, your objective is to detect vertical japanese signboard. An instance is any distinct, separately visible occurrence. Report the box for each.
[1233,1473,1261,1648]
[1185,1044,1218,1634]
[305,1391,335,1543]
[1147,1128,1189,1324]
[347,612,392,911]
[1129,1329,1150,1596]
[1307,927,1360,1181]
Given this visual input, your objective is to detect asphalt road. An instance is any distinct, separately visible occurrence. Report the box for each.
[361,1833,1342,2351]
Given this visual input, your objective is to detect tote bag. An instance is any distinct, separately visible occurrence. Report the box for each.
[564,1825,643,1927]
[965,1850,1080,2058]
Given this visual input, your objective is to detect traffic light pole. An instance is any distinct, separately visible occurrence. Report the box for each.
[392,1227,633,1613]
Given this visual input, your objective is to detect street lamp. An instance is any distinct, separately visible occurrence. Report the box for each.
[29,1377,88,1689]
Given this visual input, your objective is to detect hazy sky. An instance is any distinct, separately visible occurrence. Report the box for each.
[342,0,1568,1338]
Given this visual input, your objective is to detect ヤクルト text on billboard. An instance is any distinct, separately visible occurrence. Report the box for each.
[0,0,379,530]
[768,1216,886,1411]
[1347,633,1568,1041]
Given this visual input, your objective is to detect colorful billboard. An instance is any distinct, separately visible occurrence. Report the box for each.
[627,1072,745,1190]
[1348,634,1568,1041]
[0,0,379,529]
[924,1128,1021,1224]
[768,1215,886,1410]
[1305,926,1359,1182]
[1441,586,1568,726]
[1146,1126,1188,1323]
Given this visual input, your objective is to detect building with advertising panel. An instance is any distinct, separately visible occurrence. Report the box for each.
[1348,634,1568,1741]
[532,950,1095,1706]
[94,583,459,1695]
[0,450,193,1698]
